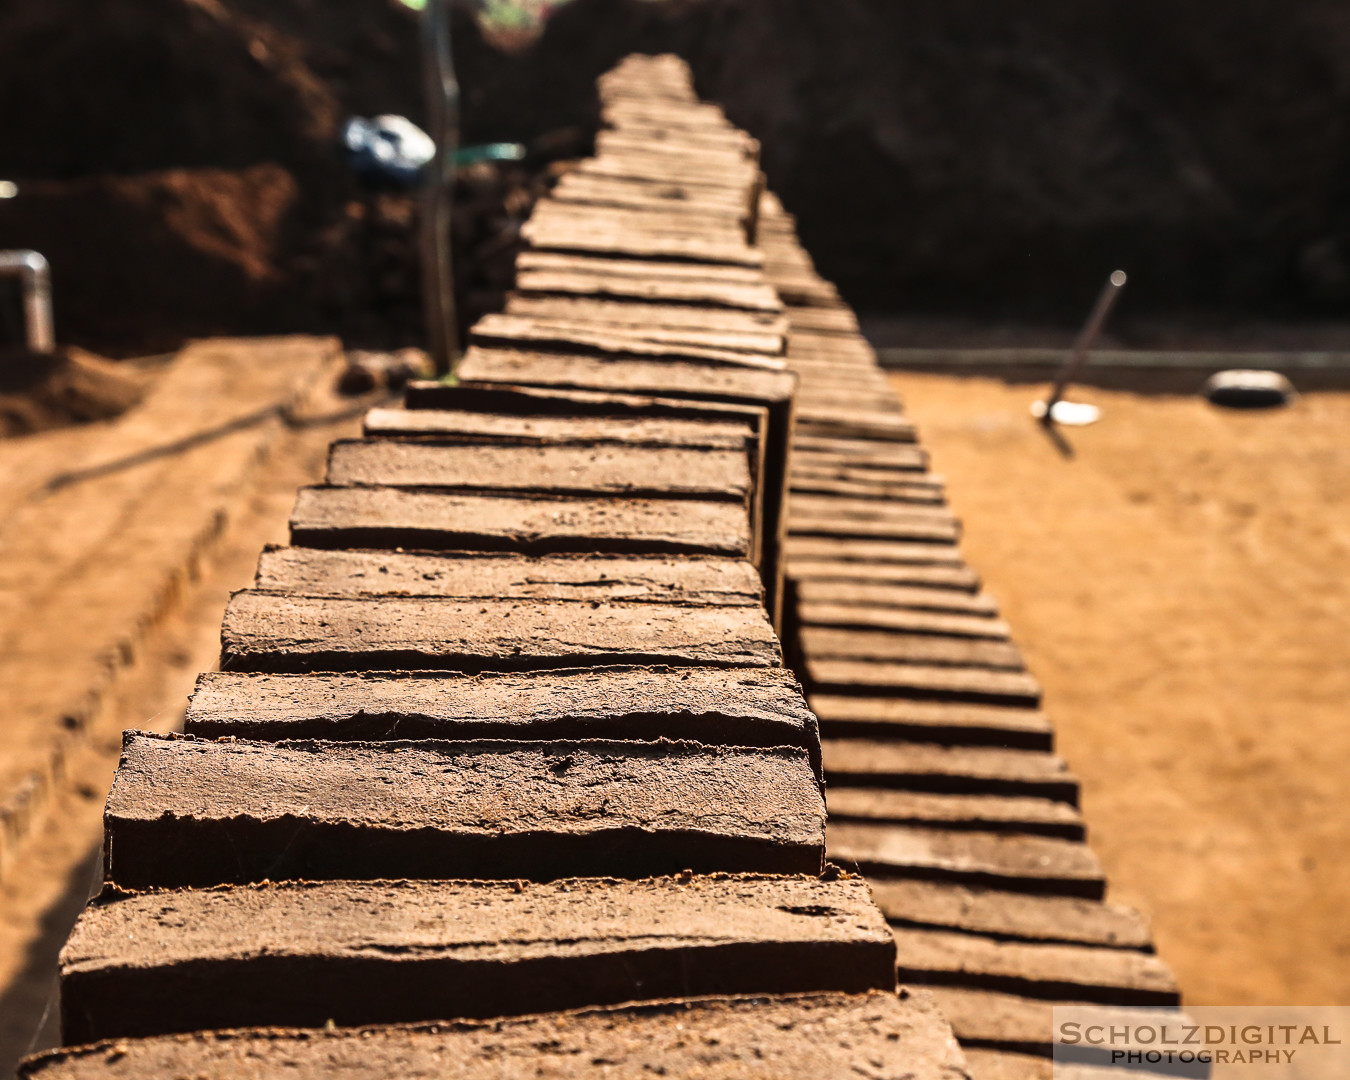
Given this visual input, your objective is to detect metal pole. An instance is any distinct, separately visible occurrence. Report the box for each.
[1041,269,1127,423]
[0,250,55,353]
[420,0,460,375]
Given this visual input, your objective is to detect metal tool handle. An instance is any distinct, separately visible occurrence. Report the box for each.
[1042,270,1127,422]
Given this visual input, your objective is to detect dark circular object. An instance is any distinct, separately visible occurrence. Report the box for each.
[1202,369,1296,409]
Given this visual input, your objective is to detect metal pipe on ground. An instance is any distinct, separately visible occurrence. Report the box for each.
[0,250,54,354]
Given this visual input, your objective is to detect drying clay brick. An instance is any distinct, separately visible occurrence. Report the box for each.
[289,488,751,557]
[455,348,797,408]
[185,666,819,772]
[795,582,997,616]
[515,250,765,285]
[825,788,1084,841]
[59,875,894,1041]
[821,741,1079,803]
[469,313,786,368]
[807,695,1052,750]
[220,593,781,673]
[504,296,787,338]
[362,408,754,448]
[787,561,981,592]
[253,549,764,605]
[798,602,1011,640]
[800,627,1025,670]
[805,659,1042,706]
[787,514,961,544]
[103,733,826,888]
[325,440,751,503]
[785,537,965,566]
[889,928,1179,1005]
[827,821,1104,898]
[28,992,967,1080]
[867,879,1154,949]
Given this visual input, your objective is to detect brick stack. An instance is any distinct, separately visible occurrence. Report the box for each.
[20,55,968,1080]
[755,192,1183,1079]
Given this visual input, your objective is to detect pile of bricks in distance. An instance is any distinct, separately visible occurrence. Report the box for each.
[22,55,1181,1080]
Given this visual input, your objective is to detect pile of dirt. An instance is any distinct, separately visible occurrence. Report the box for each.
[0,0,583,359]
[2,0,1349,357]
[0,348,148,436]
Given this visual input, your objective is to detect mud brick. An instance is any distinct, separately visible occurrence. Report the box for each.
[795,410,916,443]
[790,495,955,525]
[787,513,961,545]
[827,821,1105,899]
[402,380,770,428]
[805,659,1042,707]
[325,439,751,506]
[797,603,1011,640]
[789,474,946,503]
[795,391,904,415]
[793,437,929,469]
[785,537,964,566]
[867,880,1154,949]
[220,593,780,673]
[826,789,1084,841]
[822,741,1078,804]
[185,666,819,771]
[516,268,783,310]
[807,695,1052,750]
[516,250,766,285]
[362,408,755,450]
[800,627,1025,670]
[790,463,938,490]
[522,217,761,266]
[962,1049,1054,1080]
[59,875,893,1042]
[552,175,753,217]
[785,304,861,331]
[507,293,784,330]
[453,349,796,625]
[787,560,982,593]
[594,133,752,167]
[550,186,750,222]
[103,733,826,888]
[769,275,842,307]
[558,167,752,200]
[33,993,969,1080]
[253,549,763,605]
[928,989,1193,1061]
[888,927,1179,1005]
[469,313,787,366]
[574,157,760,194]
[289,488,752,558]
[454,348,797,411]
[598,123,755,151]
[796,581,997,616]
[529,203,751,240]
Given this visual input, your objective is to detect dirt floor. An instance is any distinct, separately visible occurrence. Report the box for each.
[889,370,1350,1006]
[0,351,367,1075]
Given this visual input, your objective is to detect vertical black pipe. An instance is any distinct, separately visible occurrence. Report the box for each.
[420,0,460,375]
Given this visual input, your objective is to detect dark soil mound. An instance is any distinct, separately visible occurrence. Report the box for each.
[0,348,148,437]
[0,0,1347,357]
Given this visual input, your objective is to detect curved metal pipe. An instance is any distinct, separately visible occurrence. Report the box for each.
[0,249,54,353]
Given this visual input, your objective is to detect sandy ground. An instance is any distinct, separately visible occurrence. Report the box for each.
[890,371,1350,1006]
[0,368,365,1075]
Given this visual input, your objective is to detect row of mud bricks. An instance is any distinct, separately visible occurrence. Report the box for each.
[23,55,1180,1080]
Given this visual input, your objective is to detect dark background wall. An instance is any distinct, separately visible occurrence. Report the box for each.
[0,0,1346,353]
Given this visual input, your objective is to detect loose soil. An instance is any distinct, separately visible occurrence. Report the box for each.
[890,371,1350,1006]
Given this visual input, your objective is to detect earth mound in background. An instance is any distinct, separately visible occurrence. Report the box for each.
[0,0,1347,359]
